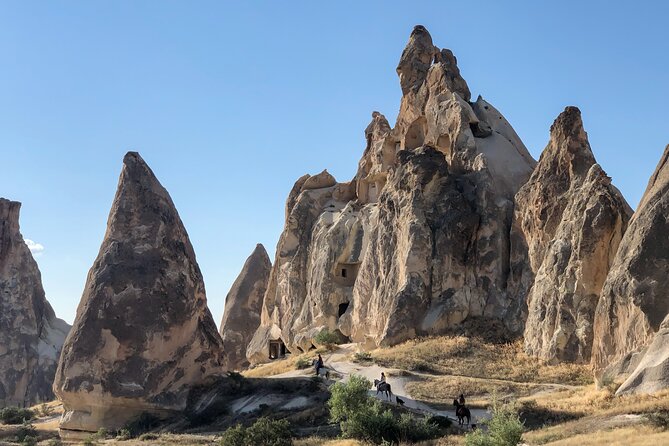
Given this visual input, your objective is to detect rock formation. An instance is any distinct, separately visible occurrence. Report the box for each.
[510,107,631,364]
[592,145,669,393]
[247,25,537,363]
[0,198,70,407]
[219,244,271,370]
[54,152,224,437]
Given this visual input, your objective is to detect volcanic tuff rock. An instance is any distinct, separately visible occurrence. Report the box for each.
[510,107,631,364]
[0,199,70,407]
[219,244,271,370]
[54,152,224,436]
[247,25,537,363]
[592,145,669,393]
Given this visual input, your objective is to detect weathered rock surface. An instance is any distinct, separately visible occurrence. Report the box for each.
[247,25,537,363]
[510,107,631,363]
[592,145,669,391]
[54,152,224,436]
[0,198,70,407]
[219,244,271,370]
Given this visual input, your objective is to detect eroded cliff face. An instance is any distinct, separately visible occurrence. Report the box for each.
[54,152,224,437]
[510,107,631,364]
[247,25,536,363]
[0,198,70,407]
[219,244,271,370]
[592,145,669,393]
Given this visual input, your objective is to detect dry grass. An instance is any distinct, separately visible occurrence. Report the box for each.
[370,336,592,386]
[525,424,669,445]
[100,433,218,445]
[406,375,543,408]
[295,438,365,446]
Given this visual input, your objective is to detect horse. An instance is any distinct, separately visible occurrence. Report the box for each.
[373,379,393,400]
[311,359,330,379]
[453,399,471,425]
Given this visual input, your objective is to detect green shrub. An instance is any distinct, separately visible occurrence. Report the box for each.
[219,417,293,446]
[115,428,132,440]
[465,400,524,446]
[16,420,37,443]
[38,403,53,417]
[139,432,160,441]
[93,427,109,439]
[20,436,38,446]
[295,357,312,369]
[47,438,63,446]
[314,329,346,347]
[0,407,35,425]
[82,437,96,446]
[328,374,442,444]
[353,352,372,362]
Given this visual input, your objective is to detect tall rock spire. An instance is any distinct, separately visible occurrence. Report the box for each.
[511,107,631,363]
[219,243,271,370]
[0,198,70,407]
[54,152,224,437]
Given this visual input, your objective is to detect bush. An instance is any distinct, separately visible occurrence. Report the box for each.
[20,436,38,446]
[115,428,132,440]
[353,352,372,362]
[220,417,293,446]
[82,437,96,446]
[16,420,37,443]
[0,407,35,425]
[47,439,63,446]
[466,400,524,446]
[93,427,109,439]
[295,357,312,370]
[314,329,346,348]
[38,403,53,417]
[139,432,160,441]
[328,374,442,444]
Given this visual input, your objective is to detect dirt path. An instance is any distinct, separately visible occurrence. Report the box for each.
[272,345,490,424]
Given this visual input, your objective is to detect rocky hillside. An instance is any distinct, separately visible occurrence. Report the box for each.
[0,198,70,407]
[54,152,225,438]
[247,25,539,363]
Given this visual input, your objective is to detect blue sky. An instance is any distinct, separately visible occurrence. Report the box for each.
[1,1,668,325]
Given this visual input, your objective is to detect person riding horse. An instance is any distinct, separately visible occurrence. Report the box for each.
[453,396,471,425]
[315,354,324,376]
[374,372,392,399]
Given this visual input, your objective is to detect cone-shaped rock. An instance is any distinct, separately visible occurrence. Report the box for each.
[54,152,224,437]
[219,244,271,370]
[593,145,669,392]
[510,107,631,363]
[0,198,70,407]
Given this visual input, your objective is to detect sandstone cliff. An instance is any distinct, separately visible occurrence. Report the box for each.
[247,25,536,363]
[219,244,271,370]
[0,198,70,407]
[54,152,224,437]
[510,107,631,364]
[592,145,669,393]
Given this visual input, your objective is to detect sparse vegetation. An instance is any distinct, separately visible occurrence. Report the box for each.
[465,399,524,446]
[139,432,160,441]
[352,352,372,363]
[0,407,35,425]
[646,410,669,430]
[295,357,312,369]
[219,417,293,446]
[15,420,38,444]
[315,329,347,349]
[328,374,443,444]
[371,336,592,386]
[121,412,162,438]
[46,438,63,446]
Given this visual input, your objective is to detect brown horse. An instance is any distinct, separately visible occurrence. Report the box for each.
[374,379,393,400]
[453,399,471,425]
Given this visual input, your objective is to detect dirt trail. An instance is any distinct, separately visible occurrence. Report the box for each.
[272,345,490,424]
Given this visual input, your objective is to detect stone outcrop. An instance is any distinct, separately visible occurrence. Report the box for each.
[247,25,537,363]
[592,145,669,392]
[510,107,631,363]
[54,152,224,436]
[219,244,271,370]
[0,198,70,407]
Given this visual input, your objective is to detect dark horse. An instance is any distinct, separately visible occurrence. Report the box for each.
[374,379,393,400]
[453,399,471,425]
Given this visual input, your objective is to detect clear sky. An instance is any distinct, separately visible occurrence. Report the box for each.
[1,1,667,325]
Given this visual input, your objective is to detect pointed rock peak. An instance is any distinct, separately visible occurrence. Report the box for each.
[638,144,669,211]
[0,198,21,239]
[250,243,270,263]
[397,25,438,94]
[541,106,595,179]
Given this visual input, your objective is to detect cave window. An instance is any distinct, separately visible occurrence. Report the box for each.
[341,268,347,278]
[269,339,289,360]
[338,302,350,318]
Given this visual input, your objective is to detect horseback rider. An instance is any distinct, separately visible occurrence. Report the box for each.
[379,372,386,386]
[315,354,324,376]
[458,393,465,406]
